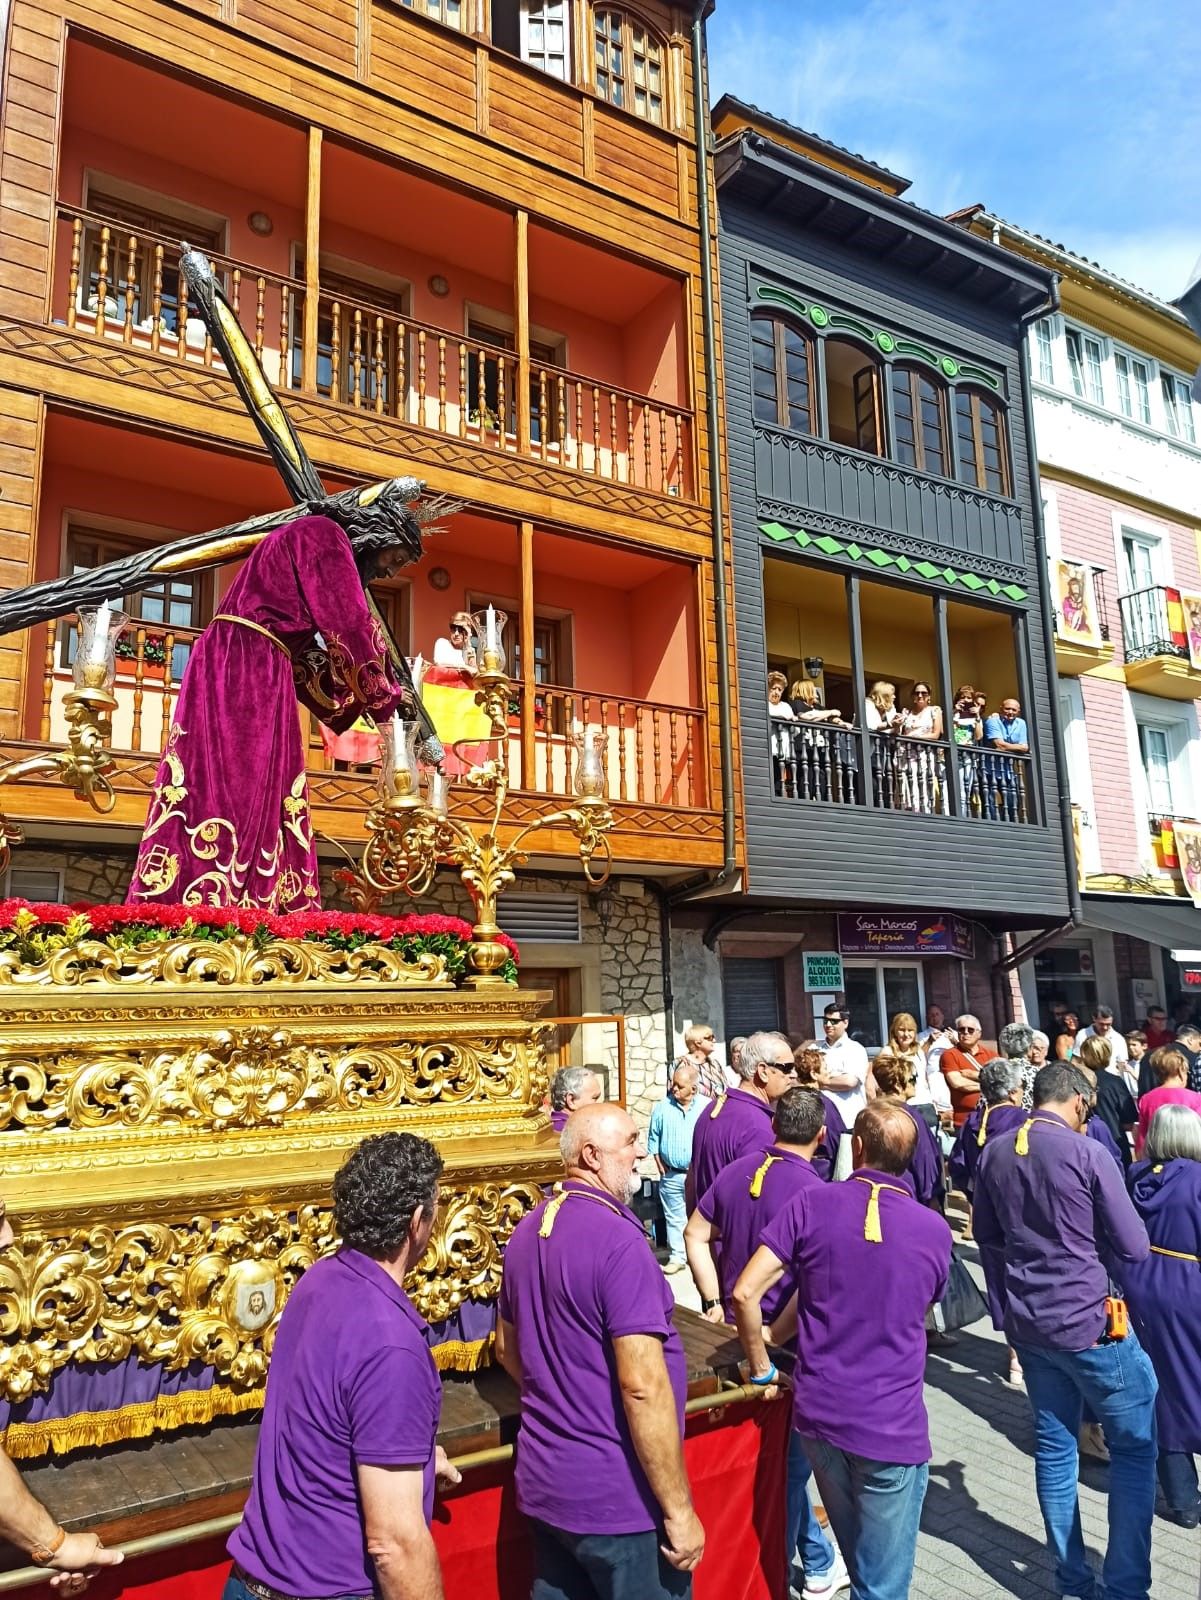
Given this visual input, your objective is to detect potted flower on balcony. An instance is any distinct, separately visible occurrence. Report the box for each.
[115,629,169,680]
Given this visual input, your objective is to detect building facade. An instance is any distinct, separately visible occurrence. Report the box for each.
[0,0,734,1120]
[671,101,1074,1051]
[952,211,1201,1032]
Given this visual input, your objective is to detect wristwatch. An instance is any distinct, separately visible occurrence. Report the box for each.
[701,1296,721,1313]
[29,1527,66,1566]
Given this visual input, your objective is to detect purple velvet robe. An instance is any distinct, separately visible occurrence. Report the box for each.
[127,516,405,911]
[1123,1158,1201,1452]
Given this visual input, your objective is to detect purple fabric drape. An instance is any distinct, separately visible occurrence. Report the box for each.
[127,516,405,911]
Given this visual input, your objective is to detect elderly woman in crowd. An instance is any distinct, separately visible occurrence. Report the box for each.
[1123,1104,1201,1528]
[794,1037,848,1180]
[1023,1029,1050,1109]
[869,1052,945,1210]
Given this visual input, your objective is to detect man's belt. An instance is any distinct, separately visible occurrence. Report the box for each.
[232,1563,372,1600]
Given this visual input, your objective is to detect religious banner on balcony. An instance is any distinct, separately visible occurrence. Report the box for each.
[837,913,974,959]
[1055,559,1102,648]
[1182,592,1201,672]
[1171,819,1201,909]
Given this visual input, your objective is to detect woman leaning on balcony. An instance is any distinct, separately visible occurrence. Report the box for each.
[898,681,945,814]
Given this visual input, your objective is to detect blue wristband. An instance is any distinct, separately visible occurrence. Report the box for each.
[749,1364,778,1387]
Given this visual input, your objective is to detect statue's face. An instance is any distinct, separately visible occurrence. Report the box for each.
[368,544,409,581]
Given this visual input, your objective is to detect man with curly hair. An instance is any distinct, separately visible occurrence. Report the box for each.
[226,1133,460,1600]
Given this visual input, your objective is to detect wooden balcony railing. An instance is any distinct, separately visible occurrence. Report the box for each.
[36,622,707,818]
[53,205,694,499]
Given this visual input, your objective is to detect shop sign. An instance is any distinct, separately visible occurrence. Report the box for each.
[1181,969,1201,990]
[837,913,975,960]
[803,951,844,993]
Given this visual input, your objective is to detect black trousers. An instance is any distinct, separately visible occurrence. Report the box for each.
[529,1519,692,1600]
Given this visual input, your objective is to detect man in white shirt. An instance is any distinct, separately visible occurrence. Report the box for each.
[1075,1005,1129,1065]
[816,1004,871,1129]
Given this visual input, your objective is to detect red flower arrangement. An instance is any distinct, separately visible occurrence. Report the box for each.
[0,900,520,981]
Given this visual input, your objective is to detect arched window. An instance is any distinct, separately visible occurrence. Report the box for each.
[890,365,948,476]
[750,314,814,434]
[954,389,1011,495]
[825,337,883,456]
[593,8,665,124]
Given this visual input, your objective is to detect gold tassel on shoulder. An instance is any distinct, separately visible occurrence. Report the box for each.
[976,1102,994,1148]
[1015,1118,1035,1156]
[862,1181,885,1243]
[710,1095,728,1120]
[539,1183,568,1238]
[748,1153,780,1199]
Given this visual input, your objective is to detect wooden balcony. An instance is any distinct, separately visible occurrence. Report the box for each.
[53,205,695,503]
[13,618,719,870]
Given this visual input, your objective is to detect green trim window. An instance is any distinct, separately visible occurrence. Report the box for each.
[751,314,814,433]
[891,365,948,476]
[955,389,1010,496]
[826,338,883,456]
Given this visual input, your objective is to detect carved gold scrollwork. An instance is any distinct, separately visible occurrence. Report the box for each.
[0,934,450,989]
[0,1188,542,1404]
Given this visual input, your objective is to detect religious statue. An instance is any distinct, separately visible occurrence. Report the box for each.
[0,246,462,910]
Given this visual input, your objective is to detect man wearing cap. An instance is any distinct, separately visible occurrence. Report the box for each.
[685,1088,847,1600]
[733,1104,952,1600]
[973,1063,1156,1600]
[496,1103,703,1598]
[815,1005,871,1130]
[548,1064,603,1135]
[688,1030,798,1206]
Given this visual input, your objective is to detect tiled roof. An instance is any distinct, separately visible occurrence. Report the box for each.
[712,95,911,194]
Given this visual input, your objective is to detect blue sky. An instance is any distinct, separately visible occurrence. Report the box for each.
[707,0,1200,302]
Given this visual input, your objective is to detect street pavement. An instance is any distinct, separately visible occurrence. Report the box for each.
[666,1222,1200,1598]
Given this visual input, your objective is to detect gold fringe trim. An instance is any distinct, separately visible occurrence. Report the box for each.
[3,1339,493,1458]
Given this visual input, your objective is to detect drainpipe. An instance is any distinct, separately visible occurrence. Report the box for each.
[1014,277,1083,947]
[667,1,738,910]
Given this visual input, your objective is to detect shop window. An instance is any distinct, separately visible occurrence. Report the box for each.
[825,338,882,455]
[63,526,211,680]
[843,963,925,1052]
[593,8,665,124]
[891,365,948,476]
[750,314,814,434]
[80,184,224,337]
[954,389,1010,496]
[1034,942,1098,1035]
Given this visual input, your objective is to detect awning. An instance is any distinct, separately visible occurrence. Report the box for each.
[1081,893,1201,952]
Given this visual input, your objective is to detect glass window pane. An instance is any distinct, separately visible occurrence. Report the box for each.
[844,967,883,1051]
[882,967,923,1034]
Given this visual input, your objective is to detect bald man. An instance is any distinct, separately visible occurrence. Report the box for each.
[733,1103,952,1600]
[496,1105,704,1598]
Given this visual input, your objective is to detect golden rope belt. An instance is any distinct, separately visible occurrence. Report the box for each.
[212,613,289,656]
[1149,1245,1201,1263]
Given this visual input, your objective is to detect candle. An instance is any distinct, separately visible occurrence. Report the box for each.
[427,770,450,815]
[410,653,425,689]
[485,605,499,655]
[89,600,112,664]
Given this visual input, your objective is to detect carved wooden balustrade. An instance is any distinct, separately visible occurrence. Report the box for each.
[53,205,695,499]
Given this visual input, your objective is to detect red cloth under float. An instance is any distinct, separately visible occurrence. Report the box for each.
[78,1396,789,1600]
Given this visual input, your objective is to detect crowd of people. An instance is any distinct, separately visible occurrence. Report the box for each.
[768,673,1031,819]
[5,997,1196,1600]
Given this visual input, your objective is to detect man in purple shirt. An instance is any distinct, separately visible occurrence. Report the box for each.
[685,1088,846,1600]
[974,1062,1156,1600]
[734,1103,951,1600]
[496,1102,703,1598]
[687,1030,797,1206]
[548,1064,602,1134]
[226,1133,460,1600]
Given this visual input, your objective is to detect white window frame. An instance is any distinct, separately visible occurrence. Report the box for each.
[1114,514,1171,595]
[840,958,927,1051]
[1064,324,1106,406]
[1032,316,1056,387]
[1113,346,1154,426]
[1162,370,1197,445]
[1127,691,1201,862]
[1057,678,1101,875]
[520,0,571,78]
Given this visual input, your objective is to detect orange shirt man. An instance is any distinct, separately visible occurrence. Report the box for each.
[940,1015,998,1126]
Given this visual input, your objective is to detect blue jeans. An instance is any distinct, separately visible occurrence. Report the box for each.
[800,1436,927,1600]
[787,1427,836,1584]
[658,1170,688,1261]
[1014,1332,1158,1600]
[529,1519,691,1600]
[223,1575,372,1600]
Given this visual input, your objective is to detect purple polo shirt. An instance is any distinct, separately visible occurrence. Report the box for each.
[688,1087,774,1205]
[974,1110,1150,1351]
[697,1146,824,1320]
[498,1179,686,1534]
[761,1168,952,1465]
[948,1101,1025,1197]
[229,1249,441,1596]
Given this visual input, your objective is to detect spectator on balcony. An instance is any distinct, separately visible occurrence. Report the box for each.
[426,611,489,776]
[768,671,797,797]
[788,678,847,725]
[940,1015,998,1127]
[432,611,478,674]
[1074,1005,1129,1067]
[951,684,983,812]
[898,682,944,814]
[1135,1047,1201,1157]
[982,697,1029,822]
[865,680,899,731]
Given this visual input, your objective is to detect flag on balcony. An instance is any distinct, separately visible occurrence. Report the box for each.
[421,664,493,777]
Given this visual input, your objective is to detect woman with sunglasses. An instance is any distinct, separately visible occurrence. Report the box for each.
[898,681,944,813]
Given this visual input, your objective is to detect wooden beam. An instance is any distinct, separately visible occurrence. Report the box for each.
[301,126,322,394]
[514,208,531,456]
[519,518,536,789]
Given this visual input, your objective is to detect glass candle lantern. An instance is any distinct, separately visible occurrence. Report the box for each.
[426,768,451,816]
[471,605,508,675]
[73,601,129,691]
[379,715,423,802]
[572,731,607,799]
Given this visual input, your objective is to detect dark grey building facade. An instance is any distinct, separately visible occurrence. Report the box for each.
[672,102,1077,1050]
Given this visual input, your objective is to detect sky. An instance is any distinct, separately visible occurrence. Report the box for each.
[707,0,1200,303]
